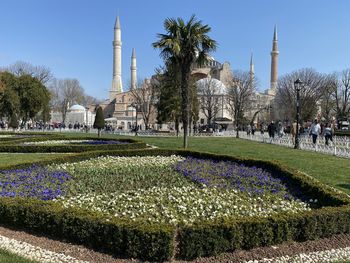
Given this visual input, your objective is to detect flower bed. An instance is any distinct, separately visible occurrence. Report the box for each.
[0,165,70,200]
[50,156,311,226]
[0,149,350,261]
[0,138,145,153]
[22,140,130,145]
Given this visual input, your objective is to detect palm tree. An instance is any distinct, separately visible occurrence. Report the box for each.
[153,15,217,148]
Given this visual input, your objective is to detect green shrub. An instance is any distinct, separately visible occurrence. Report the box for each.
[0,197,174,261]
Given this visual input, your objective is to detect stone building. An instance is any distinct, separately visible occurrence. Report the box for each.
[50,104,96,127]
[96,16,279,131]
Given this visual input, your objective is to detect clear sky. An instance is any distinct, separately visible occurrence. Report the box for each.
[0,0,349,100]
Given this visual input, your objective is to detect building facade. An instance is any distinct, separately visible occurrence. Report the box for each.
[96,16,279,131]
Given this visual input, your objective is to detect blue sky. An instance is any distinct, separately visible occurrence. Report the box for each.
[0,0,349,100]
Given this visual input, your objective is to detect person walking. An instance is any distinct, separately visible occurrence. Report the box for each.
[277,121,284,137]
[246,124,251,135]
[267,121,276,143]
[323,123,333,146]
[260,122,265,135]
[291,120,297,144]
[252,124,256,135]
[310,119,321,145]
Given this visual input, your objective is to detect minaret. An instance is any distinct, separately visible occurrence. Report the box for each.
[249,53,255,85]
[270,25,279,95]
[130,48,137,90]
[109,16,123,101]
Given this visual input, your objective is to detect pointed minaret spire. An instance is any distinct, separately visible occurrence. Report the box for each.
[250,53,255,75]
[130,48,137,90]
[115,16,120,29]
[110,16,123,101]
[249,53,255,86]
[270,25,279,95]
[273,25,278,41]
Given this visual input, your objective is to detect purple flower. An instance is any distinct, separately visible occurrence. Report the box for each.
[0,165,71,200]
[173,157,297,199]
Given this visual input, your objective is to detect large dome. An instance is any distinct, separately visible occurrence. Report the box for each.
[196,77,226,95]
[69,104,86,112]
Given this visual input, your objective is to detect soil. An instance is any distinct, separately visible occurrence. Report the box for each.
[1,225,350,263]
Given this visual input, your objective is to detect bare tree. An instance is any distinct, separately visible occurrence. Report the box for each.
[82,95,100,108]
[4,61,53,85]
[130,78,159,130]
[226,70,256,138]
[319,73,337,122]
[334,69,350,120]
[275,68,327,123]
[196,76,225,125]
[48,78,85,124]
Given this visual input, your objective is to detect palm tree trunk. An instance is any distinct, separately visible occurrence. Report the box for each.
[181,66,190,148]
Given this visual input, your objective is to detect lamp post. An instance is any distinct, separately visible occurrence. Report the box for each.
[135,104,138,136]
[130,102,138,136]
[294,78,302,149]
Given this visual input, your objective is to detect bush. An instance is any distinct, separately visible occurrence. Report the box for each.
[0,197,174,261]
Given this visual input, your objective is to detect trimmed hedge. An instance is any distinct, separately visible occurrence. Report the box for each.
[0,197,174,261]
[0,148,350,261]
[0,137,147,153]
[177,207,350,259]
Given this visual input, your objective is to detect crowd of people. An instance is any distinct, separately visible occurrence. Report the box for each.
[249,119,336,146]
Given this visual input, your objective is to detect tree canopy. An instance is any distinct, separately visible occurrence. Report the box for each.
[0,71,50,126]
[153,15,217,148]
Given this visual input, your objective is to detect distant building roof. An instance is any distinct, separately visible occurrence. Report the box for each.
[69,104,86,112]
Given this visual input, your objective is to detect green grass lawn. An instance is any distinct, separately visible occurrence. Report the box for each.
[0,153,69,166]
[0,248,39,263]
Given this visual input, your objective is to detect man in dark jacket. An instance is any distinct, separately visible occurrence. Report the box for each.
[267,121,276,142]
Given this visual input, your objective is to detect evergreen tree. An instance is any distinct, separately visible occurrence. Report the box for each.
[9,114,18,131]
[93,107,105,137]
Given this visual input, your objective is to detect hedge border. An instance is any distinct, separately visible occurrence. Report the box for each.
[0,136,147,153]
[0,148,350,261]
[0,132,63,143]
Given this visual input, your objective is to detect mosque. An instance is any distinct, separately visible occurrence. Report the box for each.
[97,16,280,131]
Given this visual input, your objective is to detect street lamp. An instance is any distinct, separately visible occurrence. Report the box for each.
[130,102,138,136]
[294,78,303,149]
[135,104,138,136]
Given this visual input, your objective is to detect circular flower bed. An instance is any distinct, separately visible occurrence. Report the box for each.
[44,155,314,226]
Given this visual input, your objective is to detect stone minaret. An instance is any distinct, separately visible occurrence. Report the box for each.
[130,48,137,90]
[109,16,123,101]
[249,53,255,85]
[270,25,279,95]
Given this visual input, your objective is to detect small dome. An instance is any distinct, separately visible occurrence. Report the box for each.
[69,104,86,112]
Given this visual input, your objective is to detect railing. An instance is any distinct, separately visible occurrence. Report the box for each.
[237,131,350,158]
